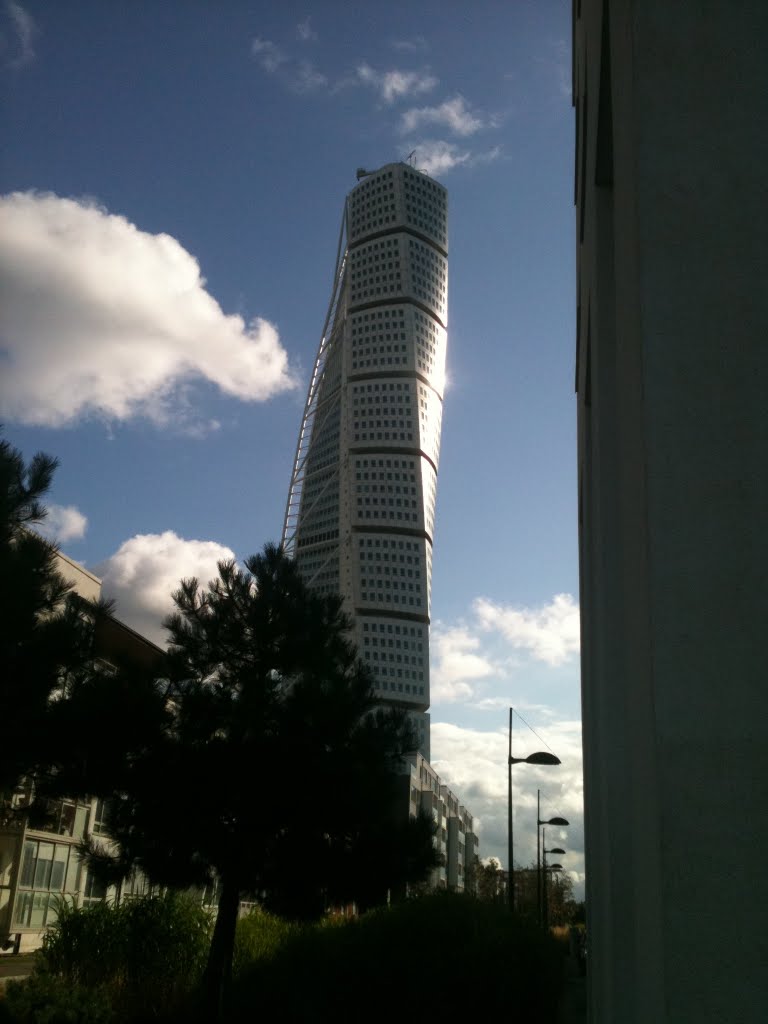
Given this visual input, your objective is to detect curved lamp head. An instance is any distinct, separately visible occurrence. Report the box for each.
[548,863,564,871]
[544,816,570,826]
[509,752,561,766]
[547,847,566,855]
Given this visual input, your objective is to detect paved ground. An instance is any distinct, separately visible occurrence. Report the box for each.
[0,954,37,989]
[557,955,587,1023]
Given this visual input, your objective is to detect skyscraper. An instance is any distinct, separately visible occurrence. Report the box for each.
[282,162,448,758]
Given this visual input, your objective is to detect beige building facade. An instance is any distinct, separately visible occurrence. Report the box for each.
[404,752,478,894]
[1,555,161,954]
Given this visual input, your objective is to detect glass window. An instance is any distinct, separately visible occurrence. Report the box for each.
[65,848,80,893]
[29,892,50,929]
[58,803,76,836]
[50,845,69,891]
[20,841,36,887]
[84,871,107,903]
[33,843,54,889]
[73,804,89,840]
[13,891,33,927]
[92,798,108,835]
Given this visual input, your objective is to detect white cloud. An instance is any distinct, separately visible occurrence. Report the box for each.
[469,697,557,716]
[95,531,235,645]
[294,61,327,92]
[535,38,571,101]
[401,95,485,137]
[408,140,471,176]
[356,62,438,104]
[35,503,88,543]
[251,35,326,92]
[429,593,580,704]
[474,593,580,666]
[251,36,287,73]
[403,140,501,177]
[430,624,499,703]
[3,1,35,68]
[431,718,584,894]
[390,36,428,54]
[0,192,297,430]
[296,17,317,42]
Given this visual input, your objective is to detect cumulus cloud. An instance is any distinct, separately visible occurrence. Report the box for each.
[251,35,326,92]
[95,531,235,645]
[401,95,485,137]
[296,17,317,42]
[431,718,584,892]
[356,62,438,104]
[35,503,88,543]
[429,592,580,704]
[405,140,501,177]
[293,61,327,92]
[0,192,297,430]
[390,36,428,54]
[430,624,498,703]
[2,1,36,68]
[409,140,471,176]
[251,36,287,73]
[474,593,581,666]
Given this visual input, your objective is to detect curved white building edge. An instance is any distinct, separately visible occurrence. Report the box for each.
[283,162,448,759]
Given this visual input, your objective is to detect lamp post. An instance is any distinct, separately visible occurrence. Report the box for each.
[507,708,561,911]
[542,831,565,931]
[537,791,569,926]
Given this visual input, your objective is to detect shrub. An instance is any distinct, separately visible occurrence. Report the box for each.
[1,974,114,1024]
[15,893,212,1021]
[232,909,302,978]
[229,892,564,1021]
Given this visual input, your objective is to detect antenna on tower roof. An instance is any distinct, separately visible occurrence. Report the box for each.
[406,149,416,166]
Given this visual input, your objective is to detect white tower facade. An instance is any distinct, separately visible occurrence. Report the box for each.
[283,162,448,758]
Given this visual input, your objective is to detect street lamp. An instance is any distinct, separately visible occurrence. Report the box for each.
[542,825,567,930]
[537,789,569,926]
[508,707,561,911]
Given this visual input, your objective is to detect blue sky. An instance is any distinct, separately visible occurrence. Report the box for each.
[1,1,581,888]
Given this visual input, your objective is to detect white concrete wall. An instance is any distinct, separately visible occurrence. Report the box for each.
[55,551,102,603]
[575,3,768,1021]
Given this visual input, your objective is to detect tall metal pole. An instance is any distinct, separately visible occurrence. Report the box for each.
[537,789,542,926]
[508,707,514,911]
[542,826,548,931]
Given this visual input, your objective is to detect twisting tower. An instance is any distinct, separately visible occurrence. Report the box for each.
[283,162,448,758]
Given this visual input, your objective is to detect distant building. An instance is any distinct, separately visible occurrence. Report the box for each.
[574,2,768,1021]
[283,161,449,762]
[404,752,478,893]
[283,163,479,879]
[0,554,162,954]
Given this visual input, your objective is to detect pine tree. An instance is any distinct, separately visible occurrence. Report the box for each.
[87,545,437,1019]
[0,435,107,801]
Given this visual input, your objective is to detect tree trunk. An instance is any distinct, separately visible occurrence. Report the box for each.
[202,876,241,1022]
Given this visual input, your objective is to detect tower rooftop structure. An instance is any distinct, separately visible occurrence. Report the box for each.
[283,161,448,757]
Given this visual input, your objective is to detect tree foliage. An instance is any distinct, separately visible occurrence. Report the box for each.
[82,545,437,1016]
[472,857,508,904]
[0,435,112,803]
[2,431,440,1017]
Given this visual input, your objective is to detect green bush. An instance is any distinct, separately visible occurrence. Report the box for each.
[1,975,114,1024]
[229,893,564,1021]
[6,893,212,1022]
[232,909,303,978]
